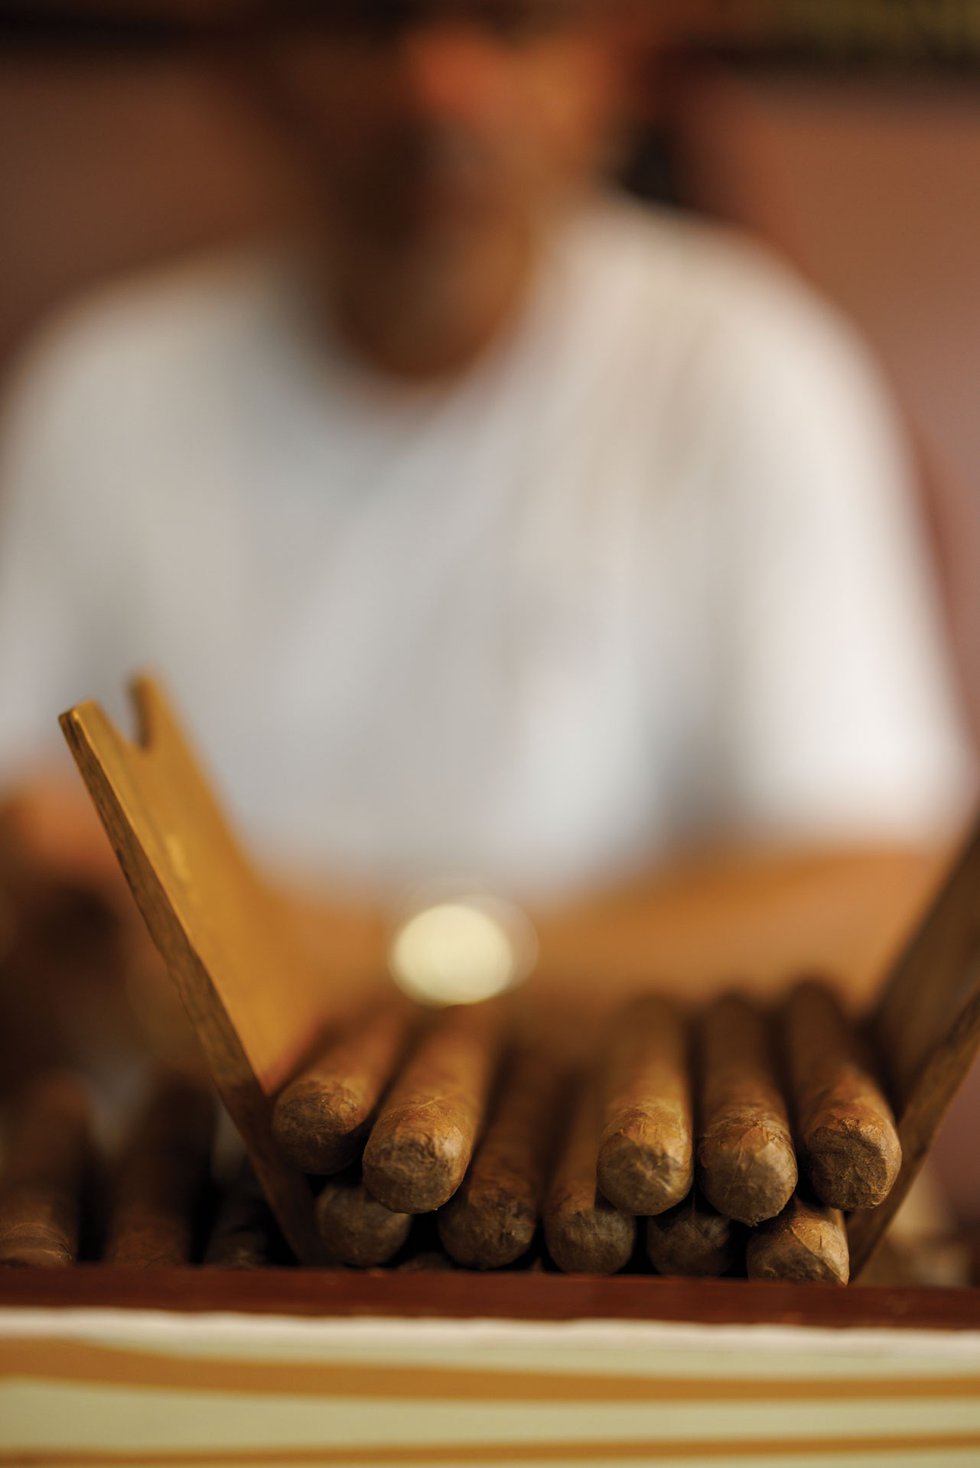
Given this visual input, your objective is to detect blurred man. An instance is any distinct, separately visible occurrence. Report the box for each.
[0,1,973,1022]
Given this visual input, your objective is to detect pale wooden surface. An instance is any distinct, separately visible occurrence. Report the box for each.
[59,675,328,1263]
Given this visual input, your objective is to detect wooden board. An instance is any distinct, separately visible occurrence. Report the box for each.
[848,819,980,1275]
[1,1266,978,1333]
[60,675,328,1263]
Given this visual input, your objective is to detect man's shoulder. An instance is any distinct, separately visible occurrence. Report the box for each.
[577,193,857,346]
[579,194,891,424]
[4,248,292,425]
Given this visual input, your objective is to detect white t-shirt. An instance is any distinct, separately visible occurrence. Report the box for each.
[0,195,972,898]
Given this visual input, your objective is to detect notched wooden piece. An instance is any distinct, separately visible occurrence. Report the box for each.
[60,675,328,1263]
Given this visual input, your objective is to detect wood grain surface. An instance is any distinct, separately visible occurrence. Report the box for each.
[0,1266,975,1332]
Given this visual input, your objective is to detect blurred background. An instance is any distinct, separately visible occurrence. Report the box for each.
[1,0,979,735]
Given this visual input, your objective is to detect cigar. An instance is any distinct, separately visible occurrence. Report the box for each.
[438,1045,559,1269]
[205,1159,278,1269]
[544,1072,636,1275]
[783,980,901,1210]
[596,996,692,1215]
[315,1171,412,1267]
[0,1071,91,1268]
[696,993,797,1225]
[104,1072,215,1267]
[272,999,416,1175]
[362,1001,504,1213]
[646,1191,740,1277]
[745,1194,850,1284]
[396,1248,457,1272]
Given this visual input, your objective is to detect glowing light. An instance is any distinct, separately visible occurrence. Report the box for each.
[388,893,537,1007]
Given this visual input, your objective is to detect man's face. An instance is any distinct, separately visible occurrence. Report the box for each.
[250,1,619,267]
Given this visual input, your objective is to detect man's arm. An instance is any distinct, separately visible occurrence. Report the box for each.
[528,840,953,1010]
[282,839,953,1020]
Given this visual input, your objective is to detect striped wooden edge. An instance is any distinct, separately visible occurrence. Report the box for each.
[2,1339,979,1403]
[3,1437,980,1466]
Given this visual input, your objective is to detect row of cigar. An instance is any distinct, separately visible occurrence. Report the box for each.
[0,1070,282,1272]
[0,980,902,1282]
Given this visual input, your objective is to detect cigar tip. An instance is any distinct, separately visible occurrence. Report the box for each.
[804,1116,902,1210]
[746,1202,850,1285]
[544,1201,636,1276]
[314,1182,412,1268]
[597,1120,692,1215]
[272,1083,369,1174]
[363,1119,472,1213]
[0,1242,75,1269]
[438,1185,537,1269]
[645,1205,739,1278]
[698,1123,798,1225]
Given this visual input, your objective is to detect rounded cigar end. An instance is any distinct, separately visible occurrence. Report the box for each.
[804,1110,902,1210]
[746,1201,850,1285]
[0,1240,74,1269]
[544,1200,636,1275]
[363,1111,474,1213]
[438,1182,537,1269]
[597,1111,692,1215]
[698,1121,798,1225]
[272,1082,369,1175]
[646,1201,739,1278]
[315,1182,412,1268]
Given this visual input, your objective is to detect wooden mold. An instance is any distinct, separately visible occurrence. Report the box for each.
[59,675,980,1278]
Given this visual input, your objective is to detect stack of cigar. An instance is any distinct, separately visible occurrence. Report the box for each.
[0,980,901,1283]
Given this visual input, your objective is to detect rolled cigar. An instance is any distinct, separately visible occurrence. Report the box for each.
[0,1071,90,1268]
[783,980,901,1210]
[362,1001,503,1213]
[646,1191,740,1277]
[205,1159,278,1269]
[746,1194,849,1285]
[544,1072,636,1275]
[596,996,692,1215]
[696,993,797,1225]
[272,999,416,1175]
[438,1046,559,1268]
[104,1072,215,1267]
[315,1171,412,1267]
